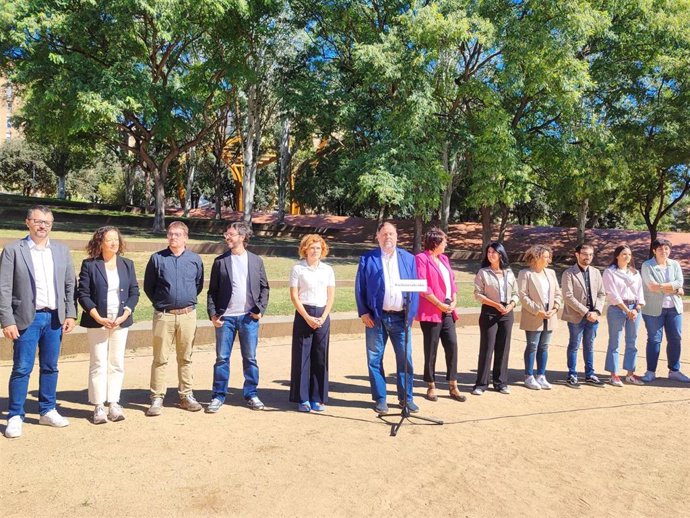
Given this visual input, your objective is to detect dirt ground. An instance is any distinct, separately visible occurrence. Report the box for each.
[2,317,689,517]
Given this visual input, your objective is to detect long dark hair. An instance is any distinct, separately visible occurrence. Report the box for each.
[609,245,636,273]
[481,242,510,270]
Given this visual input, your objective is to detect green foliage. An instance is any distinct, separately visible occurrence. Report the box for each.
[0,138,55,196]
[2,0,690,245]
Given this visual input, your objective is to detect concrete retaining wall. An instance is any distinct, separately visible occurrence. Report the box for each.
[3,302,689,362]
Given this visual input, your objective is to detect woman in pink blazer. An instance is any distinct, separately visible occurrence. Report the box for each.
[415,227,465,402]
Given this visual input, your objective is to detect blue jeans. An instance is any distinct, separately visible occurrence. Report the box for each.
[8,311,63,419]
[212,314,260,401]
[524,330,552,376]
[566,318,598,377]
[642,308,682,372]
[605,305,641,374]
[365,313,414,403]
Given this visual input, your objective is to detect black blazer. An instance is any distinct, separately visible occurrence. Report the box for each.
[77,256,140,328]
[207,250,270,318]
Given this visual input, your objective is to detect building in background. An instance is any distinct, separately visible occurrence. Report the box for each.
[1,73,21,141]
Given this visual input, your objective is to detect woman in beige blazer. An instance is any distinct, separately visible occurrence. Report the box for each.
[517,245,563,390]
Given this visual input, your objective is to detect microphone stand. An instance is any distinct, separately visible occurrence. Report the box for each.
[380,292,444,436]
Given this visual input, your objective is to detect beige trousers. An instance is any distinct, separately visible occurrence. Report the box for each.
[150,310,197,398]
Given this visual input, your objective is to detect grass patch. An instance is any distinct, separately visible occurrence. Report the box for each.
[130,287,359,322]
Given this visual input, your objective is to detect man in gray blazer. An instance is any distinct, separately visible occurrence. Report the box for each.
[561,243,606,388]
[0,205,77,438]
[205,221,270,413]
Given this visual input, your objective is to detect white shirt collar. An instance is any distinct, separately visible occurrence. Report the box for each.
[27,236,51,249]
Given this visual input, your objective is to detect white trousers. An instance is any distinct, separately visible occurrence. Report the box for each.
[87,327,129,405]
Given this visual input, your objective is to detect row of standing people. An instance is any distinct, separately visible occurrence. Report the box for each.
[1,206,329,437]
[472,239,688,396]
[2,208,687,438]
[354,222,688,416]
[2,206,343,439]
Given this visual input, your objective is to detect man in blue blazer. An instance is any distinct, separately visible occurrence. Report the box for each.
[0,205,77,439]
[355,221,419,415]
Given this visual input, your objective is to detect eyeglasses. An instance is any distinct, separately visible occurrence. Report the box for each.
[30,219,53,227]
[167,232,185,238]
[224,232,239,239]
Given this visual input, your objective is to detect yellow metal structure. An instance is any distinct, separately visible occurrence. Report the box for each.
[222,135,279,213]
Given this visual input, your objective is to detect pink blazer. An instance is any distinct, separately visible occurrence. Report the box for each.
[415,251,458,323]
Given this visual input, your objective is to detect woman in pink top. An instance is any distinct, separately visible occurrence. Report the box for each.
[602,245,646,386]
[415,227,465,402]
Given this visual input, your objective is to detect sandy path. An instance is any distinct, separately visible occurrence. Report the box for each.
[2,318,689,517]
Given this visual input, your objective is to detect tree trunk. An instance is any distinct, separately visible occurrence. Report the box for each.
[214,159,223,221]
[480,205,493,252]
[648,225,658,258]
[497,202,510,243]
[413,215,423,254]
[152,166,166,233]
[277,117,291,224]
[183,147,196,218]
[377,205,385,226]
[440,141,456,232]
[242,84,262,224]
[576,197,589,246]
[242,141,257,223]
[142,166,151,214]
[56,175,66,200]
[123,164,136,206]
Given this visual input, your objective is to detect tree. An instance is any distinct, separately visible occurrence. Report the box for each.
[589,0,690,252]
[4,0,247,231]
[0,139,54,196]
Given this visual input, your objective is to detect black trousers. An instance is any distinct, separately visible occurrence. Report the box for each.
[420,313,458,383]
[289,305,330,403]
[474,305,514,389]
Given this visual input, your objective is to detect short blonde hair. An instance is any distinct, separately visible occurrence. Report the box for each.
[298,234,329,259]
[524,244,552,267]
[167,221,189,236]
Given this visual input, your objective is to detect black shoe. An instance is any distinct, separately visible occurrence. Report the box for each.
[566,374,581,389]
[586,375,604,386]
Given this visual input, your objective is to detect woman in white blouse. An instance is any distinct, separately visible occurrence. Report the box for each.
[289,234,336,412]
[602,245,645,386]
[77,226,139,424]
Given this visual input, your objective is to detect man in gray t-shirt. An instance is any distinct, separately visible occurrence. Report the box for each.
[206,221,270,413]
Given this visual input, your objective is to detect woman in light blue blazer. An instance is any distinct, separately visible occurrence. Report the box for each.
[640,238,688,383]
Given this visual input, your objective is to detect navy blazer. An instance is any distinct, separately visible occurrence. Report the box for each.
[355,247,419,326]
[77,256,140,328]
[207,250,270,318]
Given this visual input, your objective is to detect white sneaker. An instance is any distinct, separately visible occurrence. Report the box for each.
[93,405,107,425]
[640,371,656,383]
[524,375,541,390]
[108,402,125,422]
[5,416,22,438]
[669,370,690,383]
[38,409,70,428]
[536,375,552,390]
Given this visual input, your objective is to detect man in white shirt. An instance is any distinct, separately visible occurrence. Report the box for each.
[355,221,420,415]
[206,222,270,412]
[1,205,77,439]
